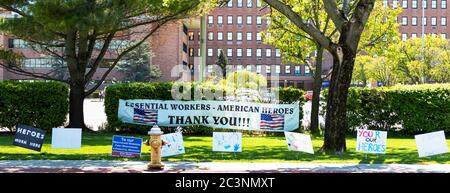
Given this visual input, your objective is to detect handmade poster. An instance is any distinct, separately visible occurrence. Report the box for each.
[212,132,242,152]
[118,99,299,131]
[51,128,82,149]
[415,131,448,157]
[161,132,185,157]
[111,136,143,158]
[356,129,387,154]
[284,132,314,154]
[13,124,46,152]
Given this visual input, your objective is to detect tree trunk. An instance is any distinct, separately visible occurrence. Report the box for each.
[67,83,88,130]
[310,46,323,134]
[322,46,357,153]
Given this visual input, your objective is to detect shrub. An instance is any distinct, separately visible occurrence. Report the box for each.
[323,84,450,135]
[0,81,69,131]
[105,82,305,134]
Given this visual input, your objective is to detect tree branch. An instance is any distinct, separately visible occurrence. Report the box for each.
[323,0,347,30]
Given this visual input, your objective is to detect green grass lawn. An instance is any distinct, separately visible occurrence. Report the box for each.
[0,133,449,164]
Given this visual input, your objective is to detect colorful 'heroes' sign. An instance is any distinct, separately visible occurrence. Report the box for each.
[356,129,387,154]
[118,100,300,131]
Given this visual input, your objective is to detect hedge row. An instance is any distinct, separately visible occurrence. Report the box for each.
[105,82,305,134]
[345,84,450,134]
[0,81,69,131]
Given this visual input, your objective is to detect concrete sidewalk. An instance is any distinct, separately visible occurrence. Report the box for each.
[1,160,450,173]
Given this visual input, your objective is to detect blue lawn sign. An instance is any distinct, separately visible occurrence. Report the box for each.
[322,81,330,88]
[112,136,143,158]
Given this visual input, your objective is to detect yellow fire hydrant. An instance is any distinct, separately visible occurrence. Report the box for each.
[146,125,165,170]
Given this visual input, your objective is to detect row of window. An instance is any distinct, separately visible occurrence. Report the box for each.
[225,0,262,8]
[401,32,447,40]
[400,16,447,26]
[22,58,62,68]
[207,64,311,76]
[203,48,281,57]
[384,0,447,9]
[206,31,263,41]
[207,15,270,26]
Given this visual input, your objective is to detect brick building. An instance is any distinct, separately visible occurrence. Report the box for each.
[1,1,449,90]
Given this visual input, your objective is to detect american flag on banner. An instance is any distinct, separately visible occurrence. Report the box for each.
[260,114,285,130]
[133,108,158,124]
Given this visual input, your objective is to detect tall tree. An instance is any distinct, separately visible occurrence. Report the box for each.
[117,43,162,82]
[264,0,379,153]
[263,0,399,141]
[0,0,218,130]
[216,49,228,78]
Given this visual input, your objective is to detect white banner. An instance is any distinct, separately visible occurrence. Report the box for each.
[415,131,448,157]
[118,99,299,131]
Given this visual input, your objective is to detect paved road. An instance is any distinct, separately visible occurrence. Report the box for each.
[1,160,450,173]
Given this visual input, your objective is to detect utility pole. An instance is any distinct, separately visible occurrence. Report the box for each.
[199,15,207,82]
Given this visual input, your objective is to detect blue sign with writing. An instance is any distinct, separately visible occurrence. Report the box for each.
[13,124,46,152]
[112,136,143,158]
[322,81,330,88]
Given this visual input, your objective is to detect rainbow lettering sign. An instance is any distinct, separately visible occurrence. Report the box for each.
[356,129,387,154]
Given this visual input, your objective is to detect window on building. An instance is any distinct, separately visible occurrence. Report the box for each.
[442,17,447,26]
[227,15,233,24]
[218,32,223,41]
[256,16,262,25]
[188,32,194,41]
[412,0,418,8]
[237,48,243,57]
[246,65,252,71]
[266,17,272,25]
[294,66,301,75]
[218,16,223,24]
[247,32,253,41]
[189,48,194,57]
[236,65,243,71]
[227,32,233,41]
[266,65,271,74]
[256,49,262,57]
[208,32,214,41]
[423,16,427,25]
[208,16,214,24]
[431,16,437,26]
[412,16,418,25]
[402,16,408,25]
[227,48,233,57]
[423,0,428,8]
[266,48,272,57]
[23,58,60,68]
[247,16,252,25]
[305,66,311,75]
[275,65,280,74]
[256,65,261,73]
[247,48,252,57]
[237,0,243,7]
[247,0,253,7]
[208,48,213,57]
[237,16,243,25]
[237,32,243,41]
[411,33,418,38]
[228,0,233,7]
[443,0,447,8]
[9,39,28,48]
[403,0,408,8]
[207,65,213,73]
[257,0,262,7]
[393,0,398,8]
[383,0,388,7]
[285,65,291,74]
[183,43,187,53]
[256,33,262,41]
[198,48,201,56]
[441,33,447,39]
[402,33,408,41]
[431,0,437,8]
[276,49,281,57]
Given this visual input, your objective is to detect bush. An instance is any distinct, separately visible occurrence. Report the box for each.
[0,81,69,131]
[105,82,306,135]
[343,84,450,135]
